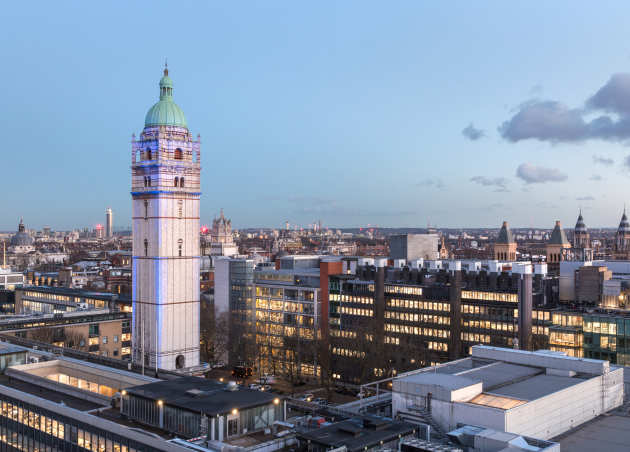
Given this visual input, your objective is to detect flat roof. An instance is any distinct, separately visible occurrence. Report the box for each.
[298,418,417,452]
[555,415,630,452]
[489,374,583,401]
[0,377,103,411]
[458,362,542,391]
[403,372,478,390]
[126,377,279,416]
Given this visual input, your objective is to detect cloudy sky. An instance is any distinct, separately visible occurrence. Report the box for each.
[2,1,630,230]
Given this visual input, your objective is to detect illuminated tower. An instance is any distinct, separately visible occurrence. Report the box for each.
[131,65,201,370]
[105,208,113,238]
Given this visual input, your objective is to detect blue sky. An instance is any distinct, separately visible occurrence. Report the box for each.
[3,1,630,231]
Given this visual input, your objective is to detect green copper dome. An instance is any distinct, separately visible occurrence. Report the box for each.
[144,66,188,128]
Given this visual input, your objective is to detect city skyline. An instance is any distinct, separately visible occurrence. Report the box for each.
[4,2,630,229]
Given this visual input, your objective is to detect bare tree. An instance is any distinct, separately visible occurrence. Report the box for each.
[200,311,230,365]
[29,327,56,344]
[65,330,87,351]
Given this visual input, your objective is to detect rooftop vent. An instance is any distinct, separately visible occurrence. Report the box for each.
[185,389,207,397]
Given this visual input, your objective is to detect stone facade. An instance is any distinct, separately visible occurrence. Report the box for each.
[131,69,201,371]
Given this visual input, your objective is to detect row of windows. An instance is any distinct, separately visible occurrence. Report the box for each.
[428,341,448,352]
[0,398,147,451]
[462,304,518,318]
[142,176,186,188]
[384,311,450,325]
[462,291,518,303]
[384,324,449,338]
[22,291,71,302]
[550,331,583,347]
[339,306,373,317]
[255,323,315,339]
[387,299,450,311]
[255,299,315,314]
[332,347,365,358]
[330,329,357,339]
[462,320,516,332]
[385,285,423,295]
[140,147,185,161]
[461,332,490,343]
[329,294,373,304]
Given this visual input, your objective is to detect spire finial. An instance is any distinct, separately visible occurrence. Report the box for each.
[164,59,168,76]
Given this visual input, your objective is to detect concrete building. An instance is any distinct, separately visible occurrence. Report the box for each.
[215,258,256,366]
[131,65,201,371]
[390,234,439,261]
[390,346,624,441]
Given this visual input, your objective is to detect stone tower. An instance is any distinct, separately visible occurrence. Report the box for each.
[131,65,201,371]
[573,210,589,248]
[546,220,571,270]
[615,209,630,254]
[494,221,516,261]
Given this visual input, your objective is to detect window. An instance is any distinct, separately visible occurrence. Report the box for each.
[144,200,149,219]
[174,177,179,187]
[144,239,148,256]
[113,349,119,357]
[146,148,152,160]
[228,418,239,437]
[180,177,185,187]
[174,148,183,160]
[102,336,108,344]
[114,335,119,343]
[178,200,183,218]
[178,239,183,257]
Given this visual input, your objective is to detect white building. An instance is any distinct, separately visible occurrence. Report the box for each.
[391,345,624,441]
[131,65,200,371]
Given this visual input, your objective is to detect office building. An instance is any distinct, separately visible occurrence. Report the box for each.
[215,258,256,366]
[328,259,551,383]
[254,258,322,379]
[131,65,201,371]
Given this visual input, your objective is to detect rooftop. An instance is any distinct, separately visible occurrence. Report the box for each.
[555,415,630,452]
[297,417,417,452]
[126,376,280,416]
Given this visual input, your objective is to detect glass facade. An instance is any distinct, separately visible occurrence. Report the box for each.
[0,392,168,451]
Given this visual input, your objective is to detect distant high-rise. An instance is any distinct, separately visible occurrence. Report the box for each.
[105,208,113,238]
[131,65,201,371]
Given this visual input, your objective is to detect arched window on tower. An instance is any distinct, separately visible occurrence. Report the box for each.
[144,239,148,256]
[144,200,149,219]
[174,177,179,187]
[180,177,185,188]
[178,200,183,218]
[146,148,152,160]
[174,148,183,160]
[178,239,183,257]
